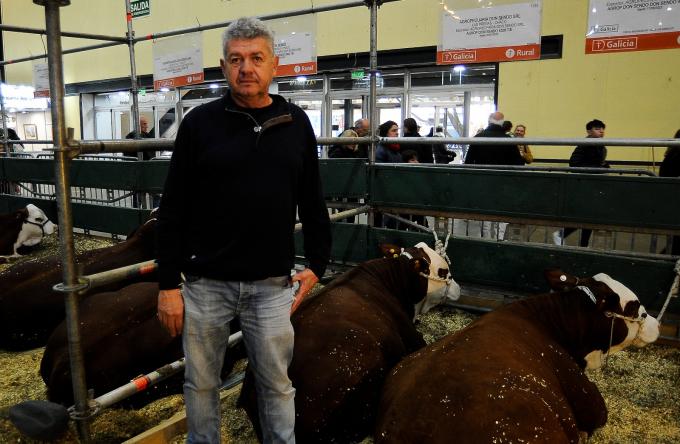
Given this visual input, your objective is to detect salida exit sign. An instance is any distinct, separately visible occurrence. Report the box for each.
[130,0,150,18]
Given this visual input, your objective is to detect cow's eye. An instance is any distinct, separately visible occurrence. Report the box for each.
[34,217,44,222]
[438,268,448,279]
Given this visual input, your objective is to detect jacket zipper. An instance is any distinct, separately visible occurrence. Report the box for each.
[225,108,293,148]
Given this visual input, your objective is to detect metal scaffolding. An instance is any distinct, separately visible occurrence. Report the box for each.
[2,1,390,440]
[3,0,680,441]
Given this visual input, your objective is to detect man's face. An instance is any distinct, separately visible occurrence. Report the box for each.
[220,37,277,107]
[513,126,525,138]
[587,126,605,138]
[140,118,149,133]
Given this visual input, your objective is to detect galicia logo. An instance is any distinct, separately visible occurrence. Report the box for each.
[442,51,477,62]
[505,48,516,58]
[592,37,637,51]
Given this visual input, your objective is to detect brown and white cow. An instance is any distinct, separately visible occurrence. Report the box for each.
[0,216,157,350]
[40,282,182,406]
[239,242,461,444]
[375,270,660,444]
[0,204,56,261]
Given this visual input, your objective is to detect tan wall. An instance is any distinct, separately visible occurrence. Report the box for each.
[2,0,679,162]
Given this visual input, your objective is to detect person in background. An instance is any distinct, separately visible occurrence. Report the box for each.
[0,127,24,155]
[376,120,402,163]
[513,124,533,164]
[402,149,419,163]
[126,116,156,160]
[328,118,370,223]
[0,128,24,194]
[403,117,433,163]
[659,129,680,255]
[156,17,331,443]
[430,125,456,164]
[502,120,513,136]
[329,118,369,159]
[464,112,524,166]
[553,119,609,246]
[459,112,521,240]
[568,119,609,168]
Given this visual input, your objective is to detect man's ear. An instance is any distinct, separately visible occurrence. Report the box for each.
[219,58,228,78]
[379,243,401,259]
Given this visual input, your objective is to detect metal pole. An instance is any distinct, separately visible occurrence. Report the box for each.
[0,81,8,156]
[367,0,381,227]
[0,23,128,42]
[0,41,123,66]
[35,0,91,440]
[381,136,680,147]
[134,0,400,42]
[367,0,379,164]
[125,0,140,141]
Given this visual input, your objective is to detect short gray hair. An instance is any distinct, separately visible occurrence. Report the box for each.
[222,17,274,57]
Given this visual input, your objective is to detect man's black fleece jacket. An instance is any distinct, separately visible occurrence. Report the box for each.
[156,92,331,290]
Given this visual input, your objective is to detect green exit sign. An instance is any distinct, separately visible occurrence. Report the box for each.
[351,70,365,80]
[130,0,150,18]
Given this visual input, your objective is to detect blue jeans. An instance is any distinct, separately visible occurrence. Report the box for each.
[182,275,296,444]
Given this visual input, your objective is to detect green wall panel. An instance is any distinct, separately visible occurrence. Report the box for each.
[370,165,680,232]
[319,159,366,198]
[366,227,679,314]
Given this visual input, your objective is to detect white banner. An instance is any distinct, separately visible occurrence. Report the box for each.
[269,16,317,77]
[32,61,50,98]
[439,1,542,63]
[586,0,680,53]
[153,32,204,90]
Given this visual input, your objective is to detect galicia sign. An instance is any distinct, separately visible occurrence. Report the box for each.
[438,1,542,64]
[586,0,680,54]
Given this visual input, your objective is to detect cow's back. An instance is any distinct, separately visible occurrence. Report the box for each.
[40,281,184,406]
[240,259,428,444]
[0,220,157,350]
[376,306,606,444]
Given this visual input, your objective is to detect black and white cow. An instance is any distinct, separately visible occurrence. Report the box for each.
[0,204,56,261]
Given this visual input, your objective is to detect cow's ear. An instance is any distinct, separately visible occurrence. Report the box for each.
[544,269,579,291]
[379,243,402,259]
[592,282,618,311]
[16,208,28,221]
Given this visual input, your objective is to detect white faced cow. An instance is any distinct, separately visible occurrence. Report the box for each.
[375,270,659,444]
[0,204,56,261]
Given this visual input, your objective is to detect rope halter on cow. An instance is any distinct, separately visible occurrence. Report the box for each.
[400,239,455,314]
[575,282,652,368]
[23,218,51,236]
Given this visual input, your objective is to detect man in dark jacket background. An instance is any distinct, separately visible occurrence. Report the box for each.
[403,117,433,163]
[464,111,524,166]
[569,119,609,168]
[554,119,608,246]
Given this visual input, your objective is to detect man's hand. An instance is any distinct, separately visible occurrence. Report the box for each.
[291,269,319,313]
[158,288,184,337]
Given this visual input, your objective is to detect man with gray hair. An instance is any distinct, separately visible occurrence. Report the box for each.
[464,111,524,166]
[156,16,331,443]
[458,111,523,240]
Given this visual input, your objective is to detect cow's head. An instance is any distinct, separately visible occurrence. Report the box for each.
[16,204,57,248]
[545,270,659,369]
[381,242,461,317]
